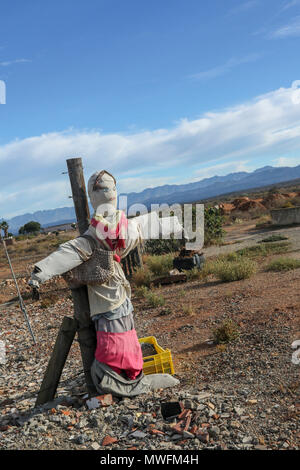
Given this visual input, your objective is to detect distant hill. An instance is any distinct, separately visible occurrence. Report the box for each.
[2,164,300,233]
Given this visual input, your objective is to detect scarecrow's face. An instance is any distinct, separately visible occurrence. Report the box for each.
[88,171,117,215]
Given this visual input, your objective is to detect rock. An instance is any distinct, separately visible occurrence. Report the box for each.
[129,430,147,439]
[234,407,245,416]
[171,434,183,441]
[96,394,114,407]
[86,397,99,410]
[182,430,195,439]
[196,431,210,443]
[209,426,220,440]
[247,399,258,405]
[75,433,89,444]
[183,399,196,410]
[102,435,118,446]
[91,442,101,450]
[242,436,253,444]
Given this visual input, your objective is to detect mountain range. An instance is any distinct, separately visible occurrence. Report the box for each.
[2,164,300,233]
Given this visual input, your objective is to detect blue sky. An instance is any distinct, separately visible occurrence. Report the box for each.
[1,0,300,218]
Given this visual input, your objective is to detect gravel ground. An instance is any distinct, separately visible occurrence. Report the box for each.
[0,227,299,451]
[0,283,299,450]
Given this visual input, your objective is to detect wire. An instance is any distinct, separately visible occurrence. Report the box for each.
[1,240,37,345]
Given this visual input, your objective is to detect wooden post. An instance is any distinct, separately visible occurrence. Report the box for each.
[35,316,77,406]
[35,158,97,407]
[66,158,91,235]
[66,158,97,397]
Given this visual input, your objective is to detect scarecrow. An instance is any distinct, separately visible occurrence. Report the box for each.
[29,170,180,396]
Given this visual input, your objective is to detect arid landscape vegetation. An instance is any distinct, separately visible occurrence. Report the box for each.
[0,183,299,450]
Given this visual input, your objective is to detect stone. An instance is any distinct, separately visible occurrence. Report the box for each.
[91,442,101,450]
[242,436,253,444]
[182,430,195,439]
[129,430,147,439]
[102,435,118,446]
[96,394,114,407]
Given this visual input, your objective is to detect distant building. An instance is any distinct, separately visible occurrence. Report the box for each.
[42,222,77,233]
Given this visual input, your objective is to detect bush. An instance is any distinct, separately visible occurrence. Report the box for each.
[145,291,165,308]
[213,258,257,282]
[144,238,183,255]
[213,319,240,344]
[259,234,288,243]
[182,304,196,316]
[40,295,59,309]
[131,266,153,287]
[265,257,300,272]
[145,254,174,277]
[134,286,149,298]
[19,221,41,234]
[183,267,202,281]
[204,207,225,246]
[235,242,290,258]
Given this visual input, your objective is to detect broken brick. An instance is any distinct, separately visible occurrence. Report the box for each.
[196,431,210,443]
[150,429,165,436]
[102,435,118,446]
[190,425,198,434]
[96,394,114,407]
[183,415,192,432]
[178,408,191,420]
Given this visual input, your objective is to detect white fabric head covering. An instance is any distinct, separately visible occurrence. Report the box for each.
[88,170,117,214]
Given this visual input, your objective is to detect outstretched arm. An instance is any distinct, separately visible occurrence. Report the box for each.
[30,236,93,284]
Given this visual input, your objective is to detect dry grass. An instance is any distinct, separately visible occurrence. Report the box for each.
[144,291,166,308]
[213,319,240,344]
[213,257,257,282]
[265,257,300,272]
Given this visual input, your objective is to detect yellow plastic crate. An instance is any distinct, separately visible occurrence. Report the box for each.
[138,336,175,376]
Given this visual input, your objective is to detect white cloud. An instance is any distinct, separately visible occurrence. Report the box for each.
[1,81,300,217]
[227,1,258,16]
[273,156,300,167]
[281,0,300,12]
[269,16,300,38]
[192,161,252,179]
[0,58,31,67]
[118,176,174,194]
[188,54,261,81]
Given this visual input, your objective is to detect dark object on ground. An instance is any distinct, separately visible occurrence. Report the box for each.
[141,343,157,357]
[173,250,205,272]
[32,287,40,301]
[161,401,183,420]
[152,273,187,286]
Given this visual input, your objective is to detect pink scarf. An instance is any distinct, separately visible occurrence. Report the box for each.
[90,210,128,262]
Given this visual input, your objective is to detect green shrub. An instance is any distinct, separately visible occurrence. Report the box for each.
[235,242,290,259]
[145,291,165,308]
[144,238,183,255]
[131,266,153,287]
[40,295,59,309]
[259,234,288,243]
[145,254,174,277]
[213,319,240,344]
[204,207,225,246]
[183,267,202,281]
[213,258,257,282]
[134,286,149,298]
[182,304,196,316]
[265,257,300,272]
